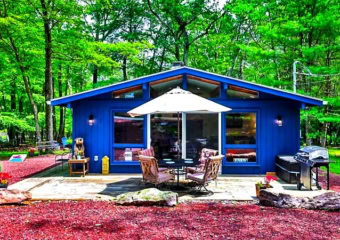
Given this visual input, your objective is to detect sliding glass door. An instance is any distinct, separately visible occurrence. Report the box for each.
[186,114,218,159]
[151,113,182,159]
[150,113,218,160]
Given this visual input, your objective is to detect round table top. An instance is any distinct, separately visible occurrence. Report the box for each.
[158,159,200,168]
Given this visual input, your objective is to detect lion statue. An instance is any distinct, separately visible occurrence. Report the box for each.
[73,138,85,158]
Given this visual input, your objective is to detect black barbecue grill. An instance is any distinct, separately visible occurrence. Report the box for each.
[294,146,331,190]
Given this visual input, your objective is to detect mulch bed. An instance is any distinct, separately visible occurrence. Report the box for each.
[0,201,339,239]
[2,155,60,185]
[315,170,340,192]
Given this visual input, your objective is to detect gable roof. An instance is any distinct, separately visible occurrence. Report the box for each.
[49,66,324,107]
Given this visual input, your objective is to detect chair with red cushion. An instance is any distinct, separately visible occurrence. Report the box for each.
[138,155,174,186]
[187,155,223,192]
[138,147,168,172]
[186,148,218,175]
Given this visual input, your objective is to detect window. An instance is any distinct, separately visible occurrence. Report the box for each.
[187,76,220,98]
[114,112,144,144]
[226,149,256,163]
[113,85,143,99]
[150,76,183,98]
[227,85,258,99]
[114,148,143,162]
[226,113,256,144]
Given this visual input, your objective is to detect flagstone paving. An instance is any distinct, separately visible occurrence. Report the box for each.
[8,163,331,201]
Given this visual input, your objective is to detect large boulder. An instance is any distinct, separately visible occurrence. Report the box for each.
[0,189,32,204]
[259,189,340,211]
[115,188,178,207]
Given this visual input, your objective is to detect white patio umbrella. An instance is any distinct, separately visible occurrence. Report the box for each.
[128,87,231,158]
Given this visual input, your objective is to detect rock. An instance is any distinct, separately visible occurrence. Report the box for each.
[0,189,32,205]
[115,188,178,207]
[259,189,340,211]
[305,192,340,211]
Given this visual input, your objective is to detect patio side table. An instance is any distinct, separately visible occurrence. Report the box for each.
[68,158,90,177]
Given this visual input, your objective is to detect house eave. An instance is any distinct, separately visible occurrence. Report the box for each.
[50,66,324,107]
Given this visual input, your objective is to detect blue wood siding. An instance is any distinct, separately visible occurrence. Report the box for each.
[72,96,301,174]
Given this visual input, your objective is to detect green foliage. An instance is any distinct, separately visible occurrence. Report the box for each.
[0,0,338,147]
[0,112,35,132]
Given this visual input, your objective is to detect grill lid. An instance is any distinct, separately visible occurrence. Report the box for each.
[295,146,329,160]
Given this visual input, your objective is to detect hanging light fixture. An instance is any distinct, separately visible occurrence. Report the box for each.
[276,115,283,127]
[89,114,94,126]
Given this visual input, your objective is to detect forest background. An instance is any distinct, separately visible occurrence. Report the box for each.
[0,0,339,148]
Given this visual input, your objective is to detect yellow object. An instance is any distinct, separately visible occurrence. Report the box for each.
[102,156,109,175]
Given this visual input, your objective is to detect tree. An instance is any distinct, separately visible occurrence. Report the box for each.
[0,0,43,142]
[145,0,227,65]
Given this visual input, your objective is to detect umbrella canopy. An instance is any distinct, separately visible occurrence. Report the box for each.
[128,87,231,117]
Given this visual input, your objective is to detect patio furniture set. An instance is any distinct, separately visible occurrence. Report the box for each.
[138,147,223,192]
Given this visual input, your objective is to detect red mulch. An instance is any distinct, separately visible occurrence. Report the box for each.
[0,201,339,240]
[315,170,340,192]
[2,155,60,185]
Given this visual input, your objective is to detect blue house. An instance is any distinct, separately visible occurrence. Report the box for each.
[49,67,324,174]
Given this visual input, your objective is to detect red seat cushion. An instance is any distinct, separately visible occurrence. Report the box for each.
[187,173,204,183]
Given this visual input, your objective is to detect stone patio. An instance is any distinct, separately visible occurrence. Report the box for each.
[8,163,330,202]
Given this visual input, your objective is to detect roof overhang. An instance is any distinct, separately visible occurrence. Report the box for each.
[49,67,324,107]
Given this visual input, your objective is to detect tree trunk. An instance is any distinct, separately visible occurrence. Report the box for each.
[18,96,23,113]
[1,90,5,111]
[239,54,244,79]
[183,30,189,66]
[320,109,329,147]
[8,37,41,143]
[10,77,16,110]
[159,47,166,72]
[93,64,98,85]
[66,65,72,95]
[53,104,57,139]
[52,76,57,140]
[122,56,128,81]
[57,64,65,142]
[8,77,17,145]
[175,44,180,61]
[41,0,54,142]
[228,48,240,77]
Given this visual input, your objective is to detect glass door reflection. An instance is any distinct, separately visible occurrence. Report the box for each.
[186,114,218,160]
[151,114,182,159]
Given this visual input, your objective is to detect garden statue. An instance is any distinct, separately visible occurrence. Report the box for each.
[73,138,85,159]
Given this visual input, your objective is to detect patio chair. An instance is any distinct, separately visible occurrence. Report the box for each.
[138,148,168,172]
[186,148,218,175]
[138,155,174,187]
[187,155,223,193]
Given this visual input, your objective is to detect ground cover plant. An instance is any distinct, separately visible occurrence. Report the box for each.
[0,201,339,239]
[1,155,60,185]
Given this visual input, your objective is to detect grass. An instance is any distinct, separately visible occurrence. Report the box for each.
[0,150,39,160]
[0,149,70,160]
[328,148,340,175]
